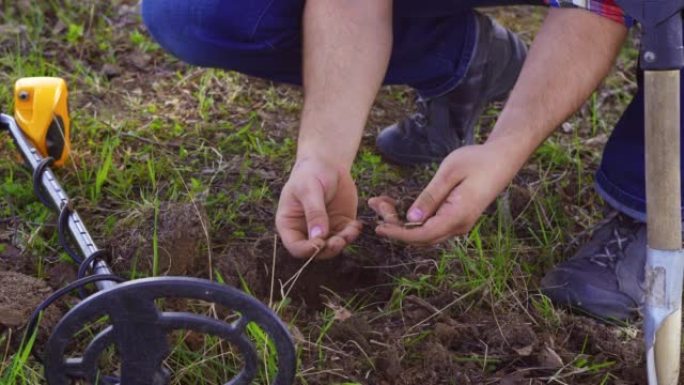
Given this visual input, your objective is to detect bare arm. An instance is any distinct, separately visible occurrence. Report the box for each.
[376,8,629,244]
[277,1,393,258]
[486,8,628,173]
[297,1,393,166]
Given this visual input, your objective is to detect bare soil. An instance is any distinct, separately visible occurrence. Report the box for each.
[80,196,633,385]
[6,194,648,384]
[108,202,209,277]
[0,271,61,338]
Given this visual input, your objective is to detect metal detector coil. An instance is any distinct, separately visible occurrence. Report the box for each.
[43,277,296,385]
[1,77,296,385]
[14,77,71,167]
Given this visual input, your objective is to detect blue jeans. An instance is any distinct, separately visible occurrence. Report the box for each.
[141,0,680,222]
[596,70,684,221]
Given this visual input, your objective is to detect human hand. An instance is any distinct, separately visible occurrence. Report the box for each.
[276,158,362,259]
[370,143,519,246]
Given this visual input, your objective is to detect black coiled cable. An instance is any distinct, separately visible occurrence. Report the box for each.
[25,156,125,369]
[57,201,84,266]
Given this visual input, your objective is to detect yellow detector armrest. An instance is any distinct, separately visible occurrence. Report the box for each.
[14,77,71,167]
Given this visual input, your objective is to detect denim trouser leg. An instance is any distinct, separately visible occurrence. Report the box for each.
[596,69,684,222]
[141,0,541,97]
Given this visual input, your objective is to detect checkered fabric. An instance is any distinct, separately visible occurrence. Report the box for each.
[546,0,634,26]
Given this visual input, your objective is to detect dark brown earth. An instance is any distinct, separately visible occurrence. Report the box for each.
[3,193,644,385]
[0,113,650,381]
[0,271,61,339]
[108,202,209,277]
[7,195,649,384]
[205,220,649,384]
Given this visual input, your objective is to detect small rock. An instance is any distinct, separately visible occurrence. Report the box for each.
[102,63,122,80]
[513,344,534,357]
[327,303,352,322]
[52,20,66,35]
[129,53,151,69]
[537,345,564,369]
[562,122,573,133]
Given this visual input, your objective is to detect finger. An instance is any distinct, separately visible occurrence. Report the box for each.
[407,162,464,224]
[275,200,308,257]
[368,196,402,225]
[315,235,347,260]
[375,222,441,246]
[278,226,323,258]
[315,221,362,260]
[377,190,469,245]
[300,180,330,240]
[335,220,363,243]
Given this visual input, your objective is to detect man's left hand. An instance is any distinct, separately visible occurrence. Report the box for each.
[370,143,518,246]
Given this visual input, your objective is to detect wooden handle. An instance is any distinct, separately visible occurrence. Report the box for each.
[645,70,682,385]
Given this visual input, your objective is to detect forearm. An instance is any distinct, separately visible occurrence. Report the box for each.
[297,0,392,169]
[486,8,628,169]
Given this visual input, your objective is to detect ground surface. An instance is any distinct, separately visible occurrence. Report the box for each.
[0,1,652,384]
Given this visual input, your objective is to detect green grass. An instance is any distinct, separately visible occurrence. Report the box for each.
[0,318,41,385]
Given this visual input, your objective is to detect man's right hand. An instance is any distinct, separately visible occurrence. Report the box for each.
[275,0,390,260]
[276,158,362,260]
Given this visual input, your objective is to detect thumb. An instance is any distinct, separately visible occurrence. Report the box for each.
[407,164,461,223]
[300,180,330,240]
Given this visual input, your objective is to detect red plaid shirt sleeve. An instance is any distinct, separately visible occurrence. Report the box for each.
[545,0,634,26]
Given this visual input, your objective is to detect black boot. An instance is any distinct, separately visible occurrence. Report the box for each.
[376,12,527,165]
[541,213,646,322]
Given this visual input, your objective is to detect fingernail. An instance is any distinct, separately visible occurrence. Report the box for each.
[310,226,323,239]
[407,208,423,222]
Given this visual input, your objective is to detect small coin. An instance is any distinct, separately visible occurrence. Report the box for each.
[404,222,424,229]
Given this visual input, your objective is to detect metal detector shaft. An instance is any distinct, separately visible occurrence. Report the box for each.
[1,113,116,291]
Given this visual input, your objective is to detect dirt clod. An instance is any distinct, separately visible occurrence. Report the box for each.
[0,242,31,273]
[376,348,402,380]
[46,262,77,289]
[0,271,60,332]
[537,344,564,369]
[328,316,373,352]
[483,318,538,353]
[109,202,209,277]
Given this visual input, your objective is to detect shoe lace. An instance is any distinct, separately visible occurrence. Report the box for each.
[589,228,632,268]
[411,97,429,129]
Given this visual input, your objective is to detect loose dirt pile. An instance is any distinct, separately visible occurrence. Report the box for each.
[108,202,209,277]
[213,228,410,308]
[0,271,61,336]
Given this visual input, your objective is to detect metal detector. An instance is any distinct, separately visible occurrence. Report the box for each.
[1,77,296,385]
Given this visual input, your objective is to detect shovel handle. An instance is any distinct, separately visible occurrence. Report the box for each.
[645,70,682,385]
[646,70,682,249]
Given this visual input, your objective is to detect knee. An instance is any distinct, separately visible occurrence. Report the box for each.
[141,0,209,66]
[142,0,303,69]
